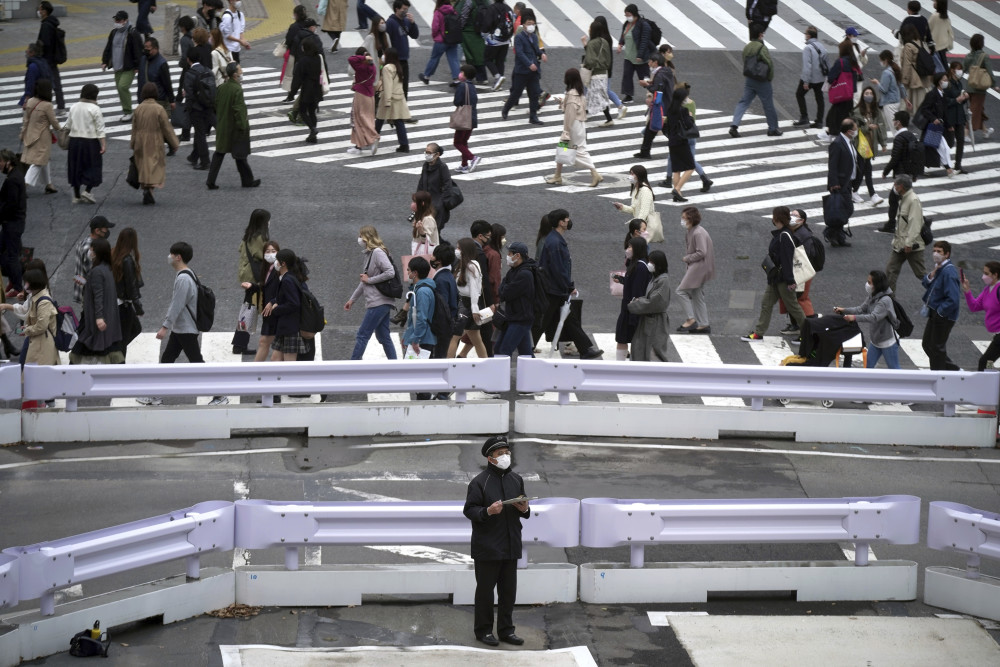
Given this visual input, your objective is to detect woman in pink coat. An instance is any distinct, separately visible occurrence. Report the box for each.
[963,261,1000,371]
[347,48,380,156]
[675,206,715,334]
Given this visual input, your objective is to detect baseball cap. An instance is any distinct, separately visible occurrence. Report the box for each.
[89,215,115,230]
[507,242,529,259]
[113,10,128,21]
[303,18,318,27]
[845,27,860,37]
[481,435,510,457]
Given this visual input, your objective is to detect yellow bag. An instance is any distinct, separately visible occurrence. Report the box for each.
[857,130,874,160]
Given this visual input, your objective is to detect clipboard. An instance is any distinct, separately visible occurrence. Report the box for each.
[501,496,538,506]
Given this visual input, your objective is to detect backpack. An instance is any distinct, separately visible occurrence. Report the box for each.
[530,265,551,314]
[920,216,933,246]
[193,66,216,109]
[473,0,494,33]
[299,283,326,338]
[645,18,662,48]
[180,269,216,332]
[889,296,914,338]
[802,235,826,272]
[54,27,68,65]
[418,284,452,343]
[36,297,78,353]
[810,42,829,77]
[69,629,110,658]
[903,132,925,177]
[914,43,936,77]
[443,12,464,44]
[491,5,514,41]
[366,250,404,299]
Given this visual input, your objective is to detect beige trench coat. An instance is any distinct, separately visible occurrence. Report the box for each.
[323,0,348,32]
[375,64,411,121]
[19,98,61,166]
[130,99,179,188]
[23,288,61,366]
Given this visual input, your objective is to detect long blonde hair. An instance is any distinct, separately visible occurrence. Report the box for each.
[359,225,387,252]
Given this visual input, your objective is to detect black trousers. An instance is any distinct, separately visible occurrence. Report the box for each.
[474,558,517,638]
[795,80,824,122]
[979,333,1000,372]
[922,309,960,371]
[301,100,318,133]
[951,124,965,169]
[502,72,541,120]
[48,61,65,109]
[161,332,204,363]
[621,61,650,98]
[207,151,255,186]
[485,44,508,78]
[189,111,211,167]
[639,127,660,155]
[0,226,23,292]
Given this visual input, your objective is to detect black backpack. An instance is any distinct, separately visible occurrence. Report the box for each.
[193,66,216,109]
[443,12,464,44]
[181,269,216,332]
[54,27,67,65]
[802,235,826,272]
[473,0,493,33]
[490,5,513,41]
[645,18,662,48]
[299,283,326,338]
[530,265,551,314]
[69,629,110,657]
[367,250,404,299]
[903,132,925,177]
[889,296,914,338]
[914,43,936,77]
[418,284,452,343]
[920,216,933,246]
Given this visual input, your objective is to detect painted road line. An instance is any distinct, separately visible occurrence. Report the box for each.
[898,338,931,369]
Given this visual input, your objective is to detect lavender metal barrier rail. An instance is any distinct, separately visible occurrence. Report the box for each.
[926,501,1000,580]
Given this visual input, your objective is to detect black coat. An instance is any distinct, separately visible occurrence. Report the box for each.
[38,15,62,66]
[114,254,144,315]
[291,52,323,106]
[498,258,536,325]
[0,168,27,234]
[882,129,917,178]
[269,272,301,336]
[417,159,453,228]
[767,228,797,285]
[463,465,529,561]
[827,134,856,190]
[101,25,143,71]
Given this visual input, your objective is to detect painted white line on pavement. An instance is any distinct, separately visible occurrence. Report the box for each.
[0,447,297,471]
[647,611,709,627]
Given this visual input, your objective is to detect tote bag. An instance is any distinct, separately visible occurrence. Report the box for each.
[555,142,577,165]
[449,84,473,131]
[645,209,664,243]
[783,232,815,291]
[856,130,874,159]
[967,54,991,89]
[828,60,855,104]
[923,123,943,148]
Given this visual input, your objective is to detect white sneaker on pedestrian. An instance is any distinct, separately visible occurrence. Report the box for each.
[136,396,163,406]
[346,146,363,154]
[370,139,380,156]
[456,165,469,174]
[600,119,614,127]
[468,155,481,173]
[617,105,628,120]
[120,113,133,122]
[851,192,864,203]
[492,75,505,91]
[986,127,995,139]
[208,396,229,406]
[870,193,884,206]
[80,191,96,204]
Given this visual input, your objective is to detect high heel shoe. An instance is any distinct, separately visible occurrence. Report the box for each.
[672,189,688,203]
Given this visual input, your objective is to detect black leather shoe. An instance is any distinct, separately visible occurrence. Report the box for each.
[767,128,783,136]
[477,634,499,647]
[242,179,261,188]
[500,634,524,645]
[206,183,219,190]
[658,180,671,188]
[193,164,209,170]
[634,151,651,159]
[729,126,740,138]
[700,178,713,193]
[580,348,604,360]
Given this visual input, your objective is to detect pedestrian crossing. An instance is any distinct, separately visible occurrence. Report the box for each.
[11,329,992,413]
[4,61,999,248]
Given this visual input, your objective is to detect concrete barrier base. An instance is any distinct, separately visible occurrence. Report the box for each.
[235,563,578,606]
[924,566,1000,621]
[579,560,918,603]
[515,401,996,447]
[0,626,17,667]
[21,401,508,442]
[0,568,234,662]
[0,410,18,446]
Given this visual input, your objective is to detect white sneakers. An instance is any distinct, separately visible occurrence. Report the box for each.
[346,147,362,154]
[120,113,132,122]
[985,127,995,139]
[370,139,379,156]
[468,155,481,173]
[492,75,505,92]
[851,192,864,203]
[870,193,884,206]
[617,105,628,120]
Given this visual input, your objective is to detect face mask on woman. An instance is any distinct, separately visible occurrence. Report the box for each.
[378,23,387,32]
[863,94,874,103]
[625,248,633,260]
[525,24,536,33]
[864,282,873,294]
[357,237,366,248]
[932,251,945,264]
[629,174,637,184]
[264,252,277,264]
[640,230,651,241]
[424,152,436,162]
[941,81,949,90]
[984,273,996,286]
[955,69,963,78]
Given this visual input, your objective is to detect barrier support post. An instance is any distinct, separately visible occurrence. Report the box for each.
[39,592,54,617]
[855,542,869,566]
[966,554,981,580]
[944,403,956,417]
[64,399,77,413]
[751,397,763,411]
[285,547,299,571]
[261,395,274,408]
[186,556,200,579]
[630,544,644,568]
[559,392,570,406]
[455,391,467,404]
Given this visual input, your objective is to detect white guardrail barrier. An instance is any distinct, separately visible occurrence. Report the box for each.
[577,495,921,604]
[924,501,1000,622]
[9,359,510,443]
[515,358,1000,447]
[0,363,20,447]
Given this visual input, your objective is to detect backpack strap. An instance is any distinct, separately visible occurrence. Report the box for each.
[34,296,59,336]
[179,269,199,322]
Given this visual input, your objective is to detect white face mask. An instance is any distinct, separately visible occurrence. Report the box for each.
[864,282,873,294]
[932,251,945,265]
[625,15,634,23]
[378,23,387,32]
[234,0,243,10]
[494,453,511,470]
[982,274,994,285]
[850,37,858,44]
[629,174,637,184]
[525,24,535,33]
[167,254,175,264]
[640,230,651,240]
[264,252,277,264]
[505,254,515,266]
[680,219,688,229]
[424,152,436,162]
[37,10,42,18]
[941,81,949,89]
[625,248,633,259]
[357,237,366,247]
[456,250,462,261]
[955,69,963,78]
[863,94,874,102]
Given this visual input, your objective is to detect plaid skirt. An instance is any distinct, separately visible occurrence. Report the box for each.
[271,334,308,354]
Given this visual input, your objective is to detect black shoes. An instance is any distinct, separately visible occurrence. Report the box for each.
[700,178,713,193]
[634,151,651,159]
[396,145,410,153]
[305,132,317,143]
[580,347,604,360]
[767,128,783,136]
[419,74,430,85]
[242,179,261,188]
[477,634,499,647]
[792,118,809,126]
[142,189,155,205]
[206,183,219,190]
[729,126,740,138]
[166,147,176,156]
[528,118,544,125]
[500,634,524,645]
[875,224,896,234]
[672,189,688,203]
[622,95,633,103]
[193,164,208,170]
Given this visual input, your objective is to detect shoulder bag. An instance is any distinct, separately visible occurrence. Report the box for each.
[57,109,71,150]
[449,83,473,131]
[783,231,816,291]
[828,59,855,104]
[742,42,770,82]
[967,53,991,90]
[923,122,943,148]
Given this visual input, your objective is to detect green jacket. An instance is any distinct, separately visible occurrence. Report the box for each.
[582,37,611,75]
[237,235,267,285]
[962,49,995,93]
[743,39,773,82]
[214,79,250,156]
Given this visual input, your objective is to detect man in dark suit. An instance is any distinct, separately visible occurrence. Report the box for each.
[825,118,858,247]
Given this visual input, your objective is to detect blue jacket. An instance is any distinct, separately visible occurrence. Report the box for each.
[433,266,458,319]
[454,80,477,128]
[538,230,573,297]
[513,29,542,76]
[386,13,419,61]
[404,278,437,347]
[922,260,961,321]
[21,57,52,106]
[270,273,302,336]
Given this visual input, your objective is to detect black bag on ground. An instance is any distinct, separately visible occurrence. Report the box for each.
[69,629,109,657]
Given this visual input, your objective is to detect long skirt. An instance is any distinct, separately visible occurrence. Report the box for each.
[67,137,103,189]
[351,93,380,148]
[585,73,610,116]
[668,138,695,172]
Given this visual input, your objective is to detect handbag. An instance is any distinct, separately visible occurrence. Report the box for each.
[822,191,853,227]
[856,130,873,159]
[742,43,770,81]
[452,303,471,336]
[645,209,664,243]
[319,62,330,95]
[828,60,854,104]
[449,83,473,130]
[580,66,592,87]
[783,232,816,291]
[125,156,140,189]
[441,180,464,210]
[555,141,577,165]
[649,96,664,132]
[967,53,991,89]
[402,237,437,280]
[761,254,781,284]
[272,41,286,57]
[923,123,943,148]
[238,300,258,334]
[680,114,699,139]
[57,126,70,149]
[610,270,624,297]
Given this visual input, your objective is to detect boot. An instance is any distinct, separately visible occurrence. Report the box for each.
[700,175,714,193]
[305,131,317,144]
[589,170,603,187]
[544,165,563,185]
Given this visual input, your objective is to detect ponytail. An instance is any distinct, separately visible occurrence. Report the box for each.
[879,49,902,84]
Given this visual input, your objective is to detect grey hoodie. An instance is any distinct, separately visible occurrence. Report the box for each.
[843,288,899,349]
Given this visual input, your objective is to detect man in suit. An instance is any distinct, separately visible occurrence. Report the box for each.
[825,118,858,247]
